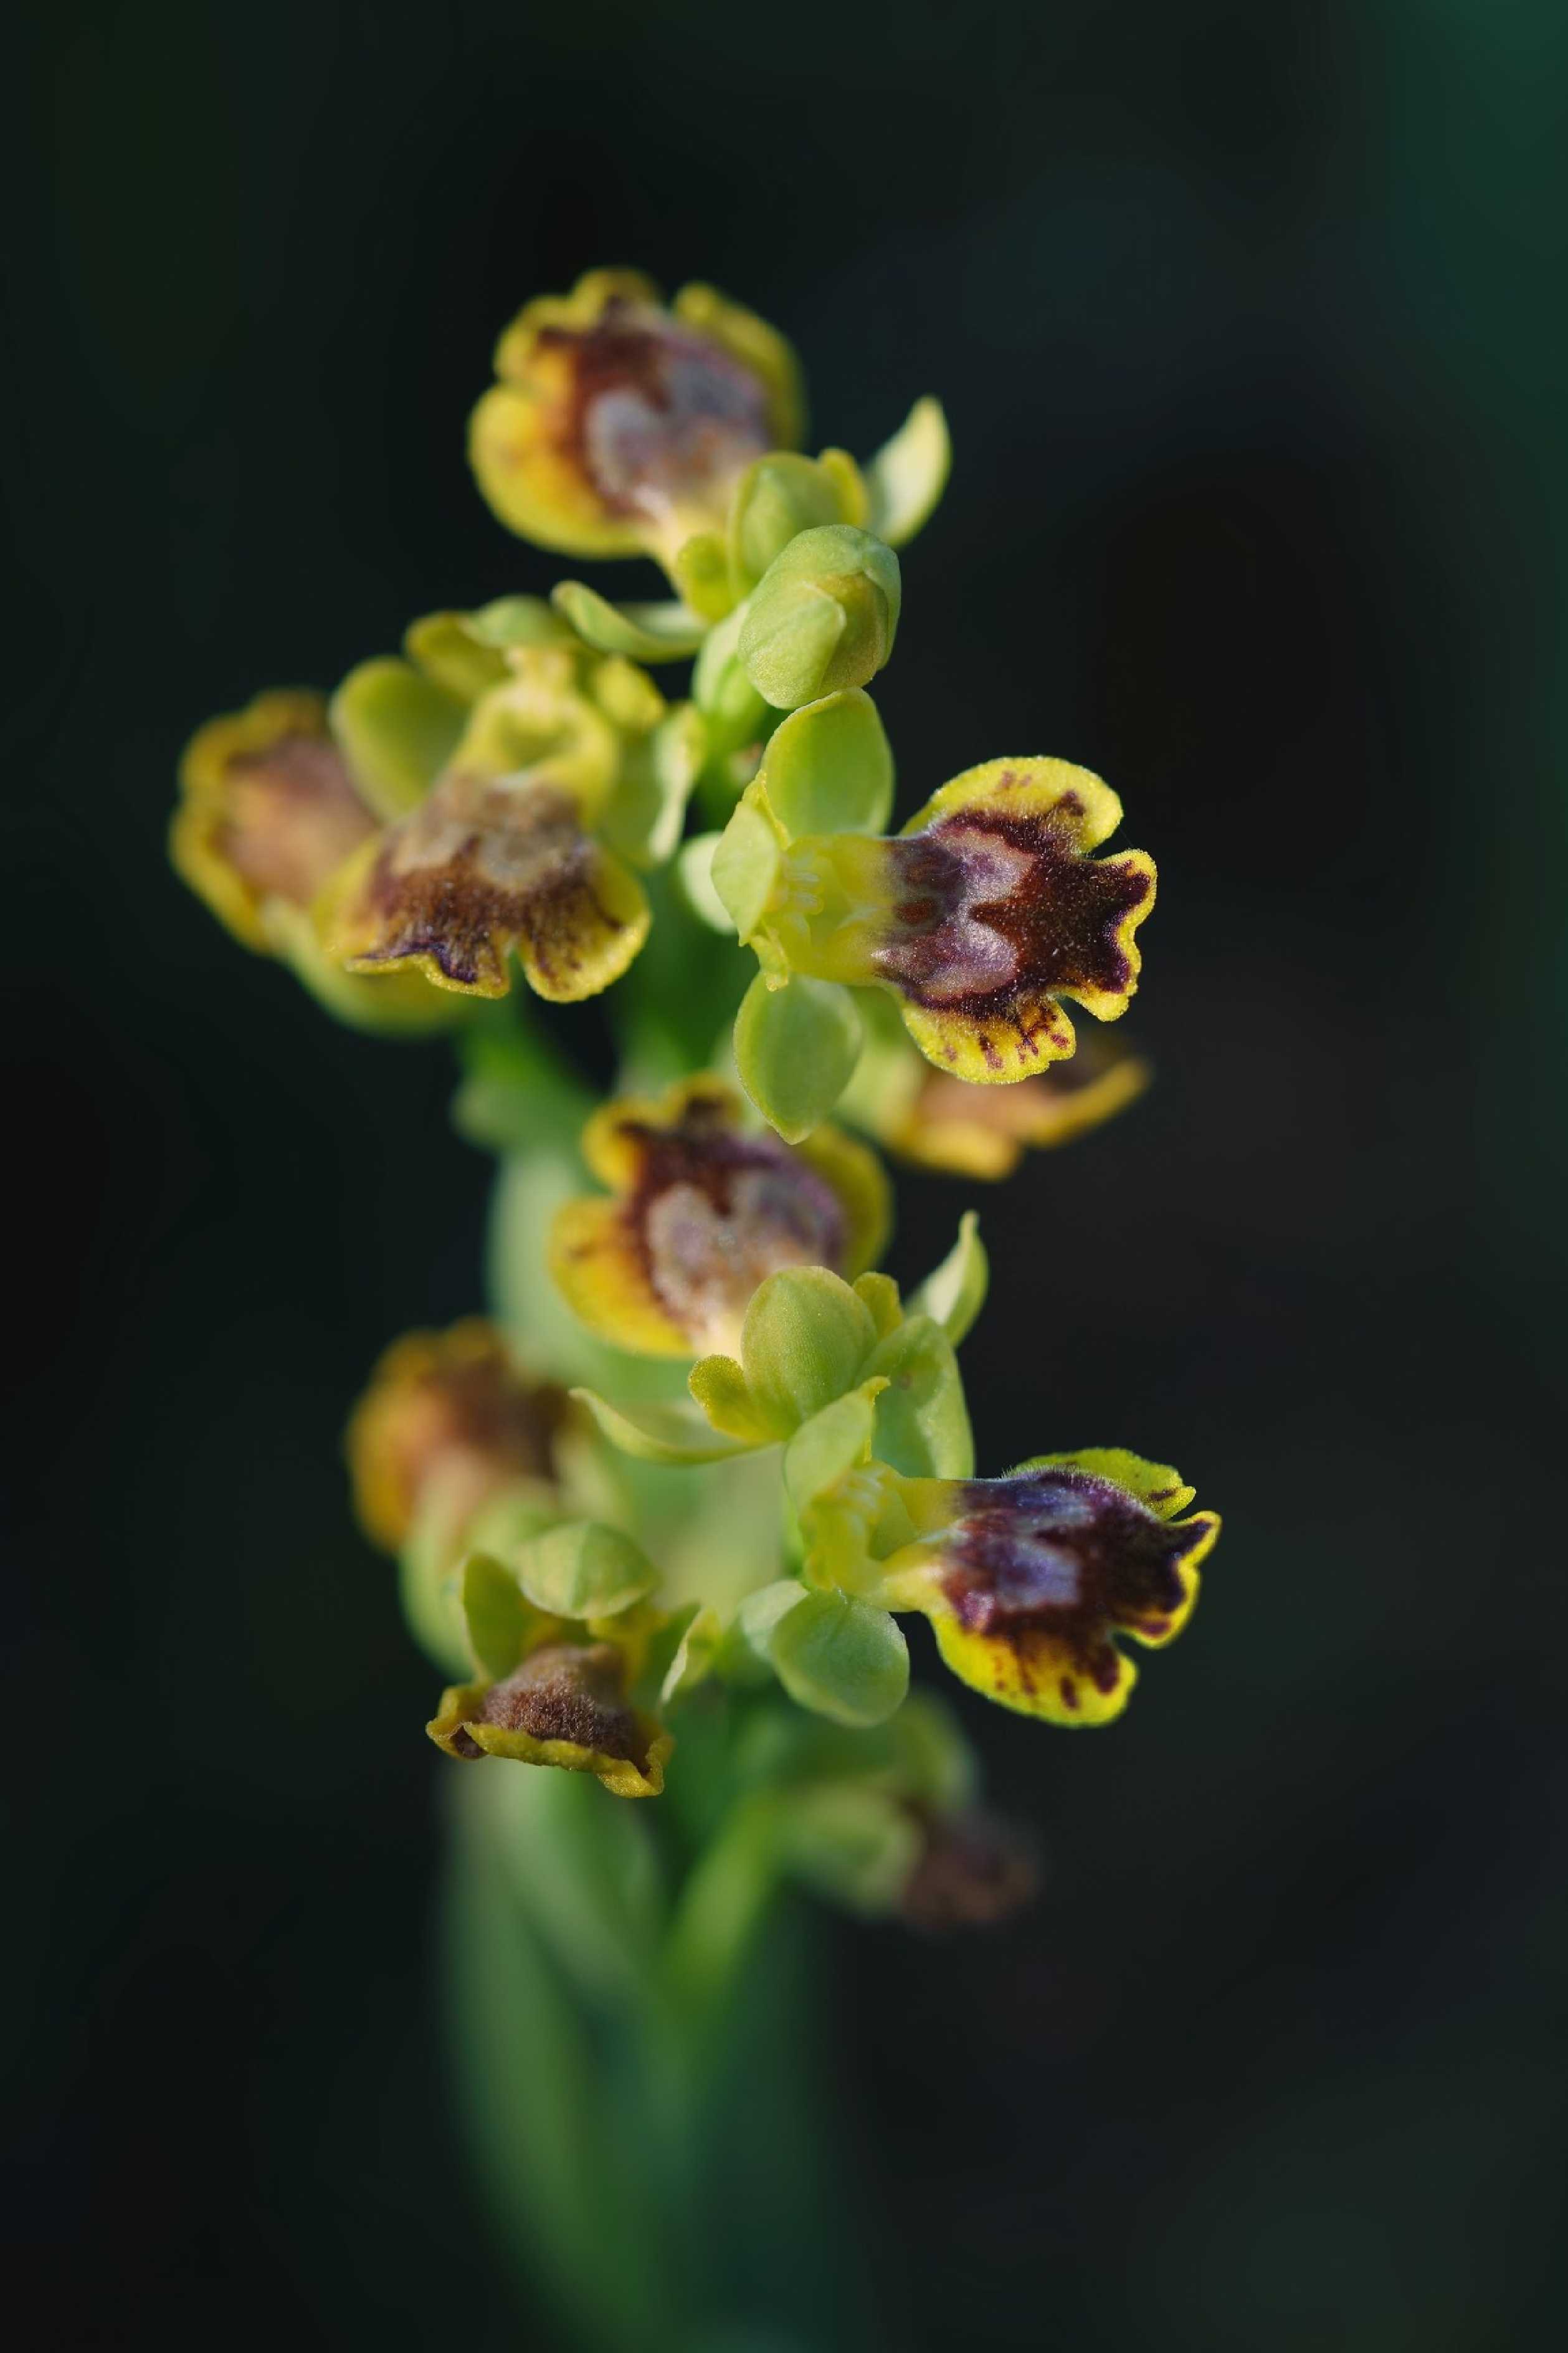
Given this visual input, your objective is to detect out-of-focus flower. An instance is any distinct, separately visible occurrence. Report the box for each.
[322,638,701,1003]
[348,1318,569,1558]
[718,706,1156,1101]
[469,269,803,571]
[842,993,1150,1178]
[172,686,464,1031]
[804,1448,1219,1726]
[549,1074,889,1358]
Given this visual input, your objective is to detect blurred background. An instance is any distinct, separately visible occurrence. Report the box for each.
[9,1,1566,2344]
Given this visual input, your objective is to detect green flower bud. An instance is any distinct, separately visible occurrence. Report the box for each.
[738,525,901,710]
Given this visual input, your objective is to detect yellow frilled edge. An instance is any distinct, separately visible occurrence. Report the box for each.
[890,759,1157,1086]
[852,1449,1219,1730]
[547,1074,891,1358]
[468,267,804,561]
[320,773,651,1003]
[427,1658,673,1798]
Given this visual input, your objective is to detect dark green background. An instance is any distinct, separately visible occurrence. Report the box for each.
[10,1,1566,2344]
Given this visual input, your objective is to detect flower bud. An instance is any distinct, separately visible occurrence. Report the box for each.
[738,525,901,710]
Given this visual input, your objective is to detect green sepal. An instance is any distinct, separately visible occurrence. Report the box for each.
[461,1551,544,1679]
[725,1265,879,1436]
[769,1590,910,1727]
[738,525,901,710]
[782,1378,886,1514]
[570,1387,758,1466]
[906,1211,989,1347]
[863,396,951,548]
[710,791,782,939]
[549,581,708,663]
[728,452,849,596]
[402,611,514,701]
[673,833,734,932]
[733,973,862,1142]
[864,1313,974,1480]
[691,601,771,769]
[508,1520,657,1620]
[756,688,894,839]
[601,702,705,867]
[329,656,468,819]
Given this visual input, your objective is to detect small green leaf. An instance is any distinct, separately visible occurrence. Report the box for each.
[738,525,901,710]
[511,1520,657,1620]
[907,1211,989,1346]
[733,973,862,1142]
[550,581,707,663]
[863,396,951,548]
[329,657,468,819]
[741,1266,877,1432]
[769,1590,910,1727]
[758,689,895,839]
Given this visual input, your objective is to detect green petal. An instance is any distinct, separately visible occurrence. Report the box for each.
[756,689,894,839]
[906,1211,989,1347]
[510,1520,658,1620]
[402,611,514,701]
[769,1590,909,1727]
[733,973,862,1143]
[550,581,708,662]
[863,396,951,548]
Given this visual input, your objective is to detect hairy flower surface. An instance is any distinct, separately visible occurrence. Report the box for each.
[550,1076,890,1357]
[469,268,802,571]
[805,1449,1219,1725]
[427,1552,673,1797]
